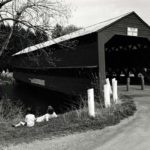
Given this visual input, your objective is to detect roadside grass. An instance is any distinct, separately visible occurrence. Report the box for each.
[0,96,136,146]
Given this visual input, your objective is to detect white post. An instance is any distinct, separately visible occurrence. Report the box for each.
[104,84,111,108]
[1,70,5,77]
[112,79,118,103]
[115,80,118,100]
[112,78,116,84]
[87,88,95,117]
[106,78,112,95]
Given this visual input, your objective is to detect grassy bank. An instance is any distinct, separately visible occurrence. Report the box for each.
[0,96,136,146]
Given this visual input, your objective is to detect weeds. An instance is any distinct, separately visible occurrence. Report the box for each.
[0,97,25,123]
[0,73,137,146]
[0,95,136,146]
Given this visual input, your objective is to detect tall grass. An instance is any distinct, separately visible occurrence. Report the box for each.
[0,84,136,146]
[0,97,25,123]
[61,97,136,129]
[60,72,136,129]
[0,72,137,146]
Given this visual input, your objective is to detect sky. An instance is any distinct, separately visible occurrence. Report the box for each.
[64,0,150,28]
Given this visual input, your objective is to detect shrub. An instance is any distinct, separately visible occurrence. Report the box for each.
[0,97,25,122]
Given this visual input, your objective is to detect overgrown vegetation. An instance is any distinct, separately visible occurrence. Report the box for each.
[0,74,136,146]
[51,24,81,39]
[0,97,25,123]
[0,95,136,146]
[0,24,48,68]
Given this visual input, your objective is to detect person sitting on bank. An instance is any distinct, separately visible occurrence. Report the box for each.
[36,105,57,123]
[12,107,36,127]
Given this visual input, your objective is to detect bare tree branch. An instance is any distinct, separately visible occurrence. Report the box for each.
[0,0,12,9]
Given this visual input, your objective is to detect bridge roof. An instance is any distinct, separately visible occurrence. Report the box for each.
[13,12,145,56]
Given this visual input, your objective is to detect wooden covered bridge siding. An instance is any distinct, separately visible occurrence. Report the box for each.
[12,33,98,68]
[12,12,150,95]
[12,33,99,95]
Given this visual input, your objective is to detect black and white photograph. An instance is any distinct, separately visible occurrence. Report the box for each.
[0,0,150,149]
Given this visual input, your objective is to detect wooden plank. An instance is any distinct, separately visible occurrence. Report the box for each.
[13,69,96,95]
[97,33,106,96]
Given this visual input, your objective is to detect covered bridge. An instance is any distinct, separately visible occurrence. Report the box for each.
[12,11,150,95]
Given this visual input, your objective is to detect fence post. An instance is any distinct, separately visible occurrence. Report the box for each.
[127,77,130,91]
[106,78,112,95]
[112,78,118,103]
[104,84,111,108]
[87,88,95,117]
[141,75,145,90]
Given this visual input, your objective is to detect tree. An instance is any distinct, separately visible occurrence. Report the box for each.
[0,24,48,54]
[0,24,48,68]
[62,25,81,35]
[0,0,69,56]
[51,24,81,39]
[51,24,63,39]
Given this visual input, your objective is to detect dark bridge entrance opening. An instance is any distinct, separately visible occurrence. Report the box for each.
[105,35,150,84]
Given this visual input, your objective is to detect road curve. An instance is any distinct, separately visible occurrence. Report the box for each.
[4,86,150,150]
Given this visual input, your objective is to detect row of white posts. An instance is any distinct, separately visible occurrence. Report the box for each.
[87,78,118,117]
